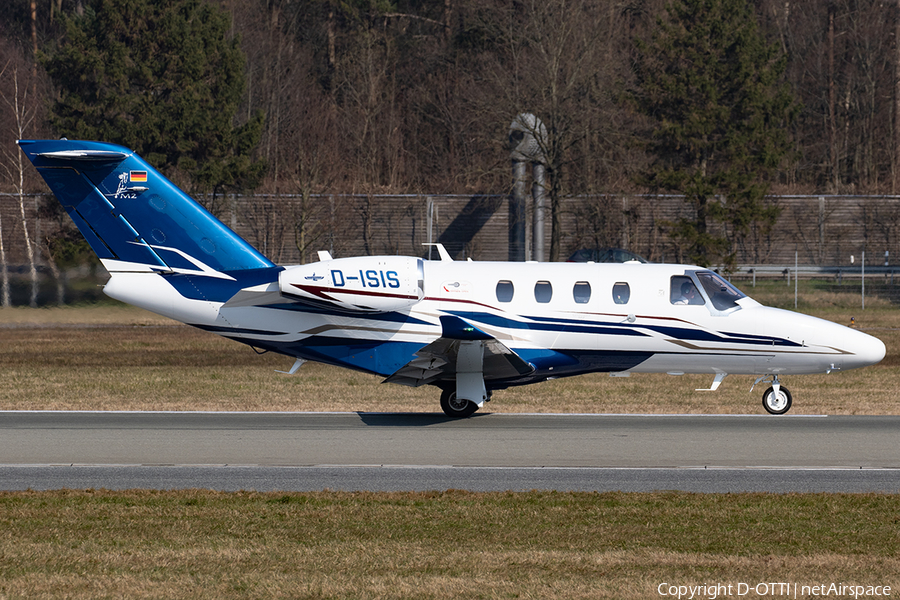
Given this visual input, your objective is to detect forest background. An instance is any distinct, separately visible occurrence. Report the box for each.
[1,0,900,306]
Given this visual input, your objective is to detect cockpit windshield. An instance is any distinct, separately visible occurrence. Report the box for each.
[695,271,746,311]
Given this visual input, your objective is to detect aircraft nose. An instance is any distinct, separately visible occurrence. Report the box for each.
[843,328,886,369]
[762,308,886,373]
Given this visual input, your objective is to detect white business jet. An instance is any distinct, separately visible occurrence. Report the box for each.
[19,140,886,417]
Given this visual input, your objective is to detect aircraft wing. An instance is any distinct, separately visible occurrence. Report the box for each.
[383,315,534,388]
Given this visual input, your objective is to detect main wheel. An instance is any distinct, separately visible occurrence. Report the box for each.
[440,389,479,418]
[762,386,792,415]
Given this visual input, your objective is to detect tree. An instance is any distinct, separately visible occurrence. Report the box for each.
[514,0,606,261]
[631,0,797,267]
[0,61,41,307]
[40,0,265,204]
[472,0,608,261]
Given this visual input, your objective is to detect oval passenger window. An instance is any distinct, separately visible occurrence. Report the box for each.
[534,281,553,303]
[496,280,514,302]
[573,281,591,304]
[612,282,630,304]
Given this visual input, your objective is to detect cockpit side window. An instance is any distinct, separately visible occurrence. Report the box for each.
[696,271,745,311]
[670,276,704,305]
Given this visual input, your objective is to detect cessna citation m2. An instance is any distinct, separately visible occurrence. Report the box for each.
[19,139,886,417]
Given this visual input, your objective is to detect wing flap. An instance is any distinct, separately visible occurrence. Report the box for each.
[384,326,534,388]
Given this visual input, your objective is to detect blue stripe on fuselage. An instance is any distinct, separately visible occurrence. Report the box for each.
[449,310,648,337]
[647,325,802,347]
[449,310,801,348]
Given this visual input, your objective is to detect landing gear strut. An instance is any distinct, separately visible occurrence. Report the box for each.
[440,388,479,418]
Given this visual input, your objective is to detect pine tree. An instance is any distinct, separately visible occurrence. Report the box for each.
[631,0,796,267]
[40,0,265,202]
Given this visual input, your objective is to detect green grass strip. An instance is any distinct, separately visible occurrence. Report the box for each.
[0,490,897,598]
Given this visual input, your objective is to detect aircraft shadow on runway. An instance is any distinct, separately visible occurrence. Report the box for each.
[354,412,491,427]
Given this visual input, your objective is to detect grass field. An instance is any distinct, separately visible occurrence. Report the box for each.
[1,295,898,598]
[0,490,897,599]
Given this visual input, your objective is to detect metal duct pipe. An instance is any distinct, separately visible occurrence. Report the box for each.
[510,160,528,261]
[509,113,547,261]
[532,163,546,263]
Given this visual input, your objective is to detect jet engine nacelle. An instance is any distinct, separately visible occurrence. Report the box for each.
[279,256,424,313]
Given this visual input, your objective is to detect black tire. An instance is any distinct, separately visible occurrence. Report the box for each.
[440,389,479,418]
[762,386,792,415]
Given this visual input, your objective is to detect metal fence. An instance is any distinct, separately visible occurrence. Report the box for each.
[200,193,900,265]
[3,191,900,305]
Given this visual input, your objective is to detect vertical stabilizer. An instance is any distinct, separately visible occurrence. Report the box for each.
[18,139,274,277]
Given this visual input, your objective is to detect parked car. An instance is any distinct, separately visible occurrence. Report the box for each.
[566,247,648,263]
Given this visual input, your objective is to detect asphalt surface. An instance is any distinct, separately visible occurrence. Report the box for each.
[1,411,898,492]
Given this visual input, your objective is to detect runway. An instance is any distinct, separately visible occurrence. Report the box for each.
[1,411,898,492]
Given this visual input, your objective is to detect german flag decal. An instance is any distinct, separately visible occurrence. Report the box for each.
[130,171,147,183]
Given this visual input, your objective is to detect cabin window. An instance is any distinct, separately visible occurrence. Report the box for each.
[696,271,745,311]
[534,281,553,303]
[612,282,630,305]
[573,281,591,304]
[670,276,704,305]
[496,280,514,303]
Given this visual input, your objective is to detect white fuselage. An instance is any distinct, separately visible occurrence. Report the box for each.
[103,259,886,385]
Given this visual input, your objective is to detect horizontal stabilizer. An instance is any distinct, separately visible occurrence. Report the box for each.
[38,149,129,161]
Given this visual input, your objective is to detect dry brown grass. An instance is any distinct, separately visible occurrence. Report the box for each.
[0,303,894,414]
[1,303,898,414]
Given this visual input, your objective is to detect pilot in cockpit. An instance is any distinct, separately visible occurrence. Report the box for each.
[674,281,704,305]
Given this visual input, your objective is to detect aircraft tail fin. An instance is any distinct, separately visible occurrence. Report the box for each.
[18,139,274,277]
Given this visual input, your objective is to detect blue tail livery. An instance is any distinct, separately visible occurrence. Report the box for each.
[20,139,886,417]
[18,139,274,277]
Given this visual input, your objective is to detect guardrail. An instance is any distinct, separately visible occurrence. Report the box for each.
[733,265,899,285]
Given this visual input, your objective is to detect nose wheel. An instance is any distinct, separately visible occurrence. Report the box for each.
[761,384,792,414]
[754,375,793,415]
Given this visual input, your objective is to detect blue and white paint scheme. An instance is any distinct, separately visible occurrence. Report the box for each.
[19,139,886,416]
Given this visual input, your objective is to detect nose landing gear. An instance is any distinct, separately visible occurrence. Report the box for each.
[762,385,792,415]
[753,375,793,415]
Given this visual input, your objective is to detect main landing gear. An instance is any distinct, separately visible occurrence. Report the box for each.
[439,388,491,418]
[439,389,478,418]
[754,375,793,415]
